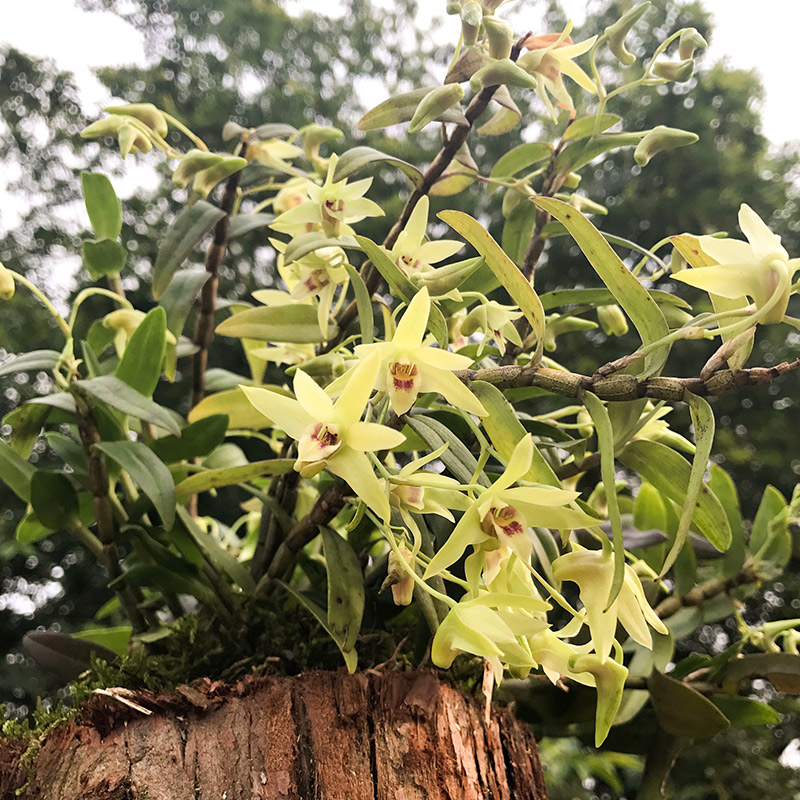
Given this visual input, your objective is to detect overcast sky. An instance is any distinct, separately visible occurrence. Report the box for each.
[1,0,798,146]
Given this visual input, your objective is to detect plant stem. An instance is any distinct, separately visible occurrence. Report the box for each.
[190,140,247,409]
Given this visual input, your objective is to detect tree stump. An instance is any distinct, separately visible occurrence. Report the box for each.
[0,670,549,799]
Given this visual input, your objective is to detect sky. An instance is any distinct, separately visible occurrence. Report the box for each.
[1,0,799,146]
[0,0,797,146]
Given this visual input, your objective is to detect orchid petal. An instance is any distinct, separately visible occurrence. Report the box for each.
[513,500,601,530]
[404,196,429,247]
[673,262,766,300]
[418,366,487,417]
[293,369,335,420]
[327,447,390,520]
[240,386,312,440]
[415,346,474,371]
[347,421,406,452]
[494,435,535,492]
[697,235,754,264]
[423,505,484,578]
[416,240,465,264]
[739,203,788,260]
[334,353,380,426]
[394,288,431,350]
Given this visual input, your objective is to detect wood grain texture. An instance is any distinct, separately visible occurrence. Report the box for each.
[0,671,548,800]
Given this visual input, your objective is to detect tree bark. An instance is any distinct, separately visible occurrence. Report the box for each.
[0,670,548,800]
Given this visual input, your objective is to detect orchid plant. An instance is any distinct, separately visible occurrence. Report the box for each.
[2,2,799,796]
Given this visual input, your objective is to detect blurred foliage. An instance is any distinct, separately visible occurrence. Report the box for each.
[1,0,800,796]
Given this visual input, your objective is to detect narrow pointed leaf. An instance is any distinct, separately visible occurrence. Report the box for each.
[321,527,364,653]
[81,172,122,240]
[534,198,669,375]
[563,114,623,141]
[648,669,729,738]
[31,471,79,529]
[228,212,275,240]
[0,350,61,378]
[344,264,374,345]
[216,304,338,343]
[332,146,424,189]
[151,415,229,463]
[582,391,625,606]
[660,393,715,576]
[278,581,358,672]
[74,377,181,435]
[438,210,545,358]
[490,142,553,183]
[153,200,225,298]
[358,88,468,131]
[619,440,730,552]
[174,459,294,501]
[116,306,167,397]
[0,439,34,501]
[94,440,176,529]
[283,232,359,265]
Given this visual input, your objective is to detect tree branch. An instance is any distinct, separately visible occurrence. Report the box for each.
[456,359,800,402]
[654,565,759,621]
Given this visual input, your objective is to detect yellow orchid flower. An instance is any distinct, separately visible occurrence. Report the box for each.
[518,22,598,121]
[461,300,524,356]
[385,197,463,278]
[246,138,304,176]
[241,354,405,520]
[551,542,668,662]
[424,435,601,578]
[672,204,800,324]
[271,154,384,238]
[347,287,487,416]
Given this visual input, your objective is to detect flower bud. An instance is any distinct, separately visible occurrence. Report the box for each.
[416,257,483,297]
[380,547,416,606]
[80,115,128,140]
[105,103,168,138]
[634,125,698,166]
[299,123,343,164]
[172,149,225,188]
[103,309,146,337]
[569,194,608,216]
[603,2,650,66]
[409,84,465,133]
[483,15,514,59]
[460,1,483,45]
[576,408,594,439]
[678,28,707,61]
[445,0,463,13]
[118,123,153,158]
[0,262,15,300]
[652,58,695,83]
[274,177,309,214]
[597,304,629,336]
[192,155,248,198]
[470,59,538,92]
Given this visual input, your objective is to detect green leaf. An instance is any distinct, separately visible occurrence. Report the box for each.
[648,669,730,738]
[116,306,167,397]
[81,172,122,240]
[3,403,50,457]
[45,432,88,479]
[490,142,553,183]
[216,304,338,343]
[355,235,448,347]
[283,232,359,265]
[660,393,715,576]
[189,387,274,429]
[72,626,131,658]
[30,471,79,529]
[438,210,545,359]
[710,696,780,727]
[582,391,625,606]
[151,415,229,463]
[358,87,468,131]
[0,350,61,378]
[540,287,690,311]
[94,440,176,529]
[555,132,644,173]
[750,485,788,561]
[82,239,127,279]
[176,506,255,594]
[562,114,623,141]
[534,198,669,375]
[470,381,559,486]
[153,200,226,298]
[501,200,537,267]
[0,439,34,501]
[118,563,224,613]
[278,581,358,672]
[174,459,294,502]
[321,527,364,653]
[228,212,275,240]
[74,376,181,435]
[406,414,487,486]
[716,652,800,694]
[159,269,209,379]
[708,464,745,578]
[332,146,424,189]
[619,440,731,552]
[343,264,374,345]
[16,510,55,544]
